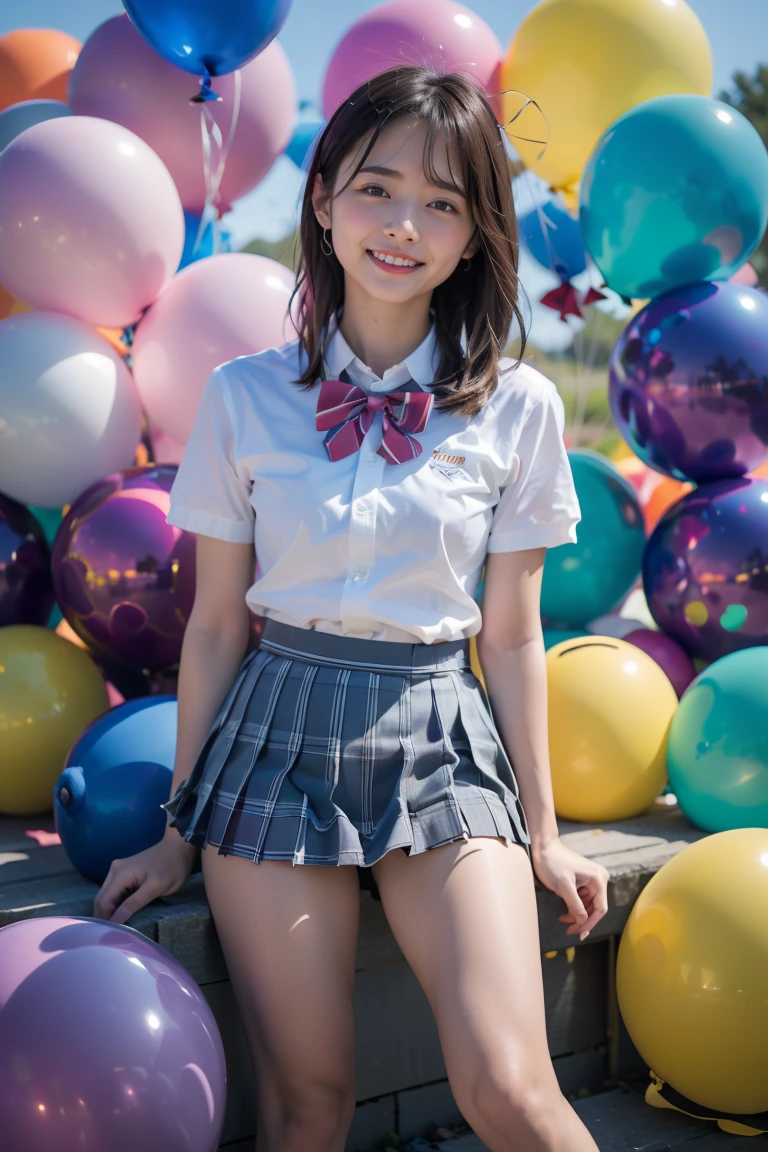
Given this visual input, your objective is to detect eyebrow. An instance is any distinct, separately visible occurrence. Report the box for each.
[357,164,466,198]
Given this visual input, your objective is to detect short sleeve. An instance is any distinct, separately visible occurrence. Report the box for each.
[487,381,581,553]
[165,367,255,544]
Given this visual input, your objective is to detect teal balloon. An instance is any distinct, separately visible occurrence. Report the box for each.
[29,504,64,628]
[580,94,768,300]
[541,451,645,629]
[667,647,768,832]
[543,628,588,650]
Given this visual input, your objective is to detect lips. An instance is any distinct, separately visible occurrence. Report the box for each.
[367,249,424,267]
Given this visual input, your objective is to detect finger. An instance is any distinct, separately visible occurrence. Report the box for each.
[560,876,589,926]
[93,867,141,922]
[110,883,157,927]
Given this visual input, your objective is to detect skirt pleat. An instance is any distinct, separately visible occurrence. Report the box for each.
[161,621,532,872]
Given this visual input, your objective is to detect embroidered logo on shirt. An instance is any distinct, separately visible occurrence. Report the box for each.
[432,450,466,465]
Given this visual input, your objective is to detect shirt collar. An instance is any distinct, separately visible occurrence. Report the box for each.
[322,306,443,393]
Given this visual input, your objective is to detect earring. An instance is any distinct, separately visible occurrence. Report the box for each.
[321,227,334,257]
[463,255,472,271]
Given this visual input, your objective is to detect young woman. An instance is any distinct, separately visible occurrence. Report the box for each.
[95,66,609,1152]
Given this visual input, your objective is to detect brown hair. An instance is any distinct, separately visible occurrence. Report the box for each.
[287,65,528,417]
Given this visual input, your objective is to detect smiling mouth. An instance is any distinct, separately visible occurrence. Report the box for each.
[366,249,425,268]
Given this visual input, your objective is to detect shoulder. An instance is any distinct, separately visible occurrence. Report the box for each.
[478,356,563,433]
[209,334,306,409]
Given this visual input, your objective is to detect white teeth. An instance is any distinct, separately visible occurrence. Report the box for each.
[371,250,420,267]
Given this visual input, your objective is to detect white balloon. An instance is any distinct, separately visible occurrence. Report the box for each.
[0,312,143,507]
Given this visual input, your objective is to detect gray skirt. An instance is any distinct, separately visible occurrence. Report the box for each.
[161,619,531,901]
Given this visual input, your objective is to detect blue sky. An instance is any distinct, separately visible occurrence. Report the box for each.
[3,1,766,349]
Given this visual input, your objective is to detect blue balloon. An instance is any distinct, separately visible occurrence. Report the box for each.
[122,0,292,78]
[53,696,178,883]
[178,210,231,271]
[543,628,589,650]
[541,450,646,629]
[285,120,325,170]
[299,122,326,174]
[519,198,587,281]
[580,94,768,300]
[0,99,71,153]
[667,647,768,832]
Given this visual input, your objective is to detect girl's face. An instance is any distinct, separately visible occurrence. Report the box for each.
[312,117,479,307]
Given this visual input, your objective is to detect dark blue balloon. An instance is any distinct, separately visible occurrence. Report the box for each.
[53,696,178,883]
[122,0,292,78]
[518,198,587,281]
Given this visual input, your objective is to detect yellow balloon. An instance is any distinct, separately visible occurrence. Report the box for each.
[546,635,677,821]
[500,0,713,197]
[617,828,768,1116]
[469,634,486,691]
[0,625,109,815]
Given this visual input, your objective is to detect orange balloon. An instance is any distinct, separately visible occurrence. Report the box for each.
[645,476,694,533]
[749,459,768,481]
[0,28,81,112]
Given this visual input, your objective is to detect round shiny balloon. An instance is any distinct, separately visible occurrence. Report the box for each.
[643,477,768,663]
[581,95,768,301]
[0,115,184,328]
[0,312,143,508]
[541,450,646,629]
[0,97,71,151]
[623,628,697,700]
[500,0,712,200]
[131,253,297,444]
[546,635,677,822]
[123,0,291,77]
[322,0,504,122]
[0,916,227,1151]
[70,15,297,215]
[617,828,768,1115]
[667,647,768,832]
[51,466,197,671]
[0,494,54,628]
[0,28,81,111]
[518,197,586,281]
[610,283,768,483]
[0,625,109,815]
[54,696,177,883]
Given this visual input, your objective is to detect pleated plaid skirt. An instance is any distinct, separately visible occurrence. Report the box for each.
[161,619,531,901]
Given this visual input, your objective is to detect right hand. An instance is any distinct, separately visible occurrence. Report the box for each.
[93,835,198,925]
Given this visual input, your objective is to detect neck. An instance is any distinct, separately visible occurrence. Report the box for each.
[337,292,433,380]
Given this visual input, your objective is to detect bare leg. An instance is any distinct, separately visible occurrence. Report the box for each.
[201,849,361,1152]
[371,837,600,1152]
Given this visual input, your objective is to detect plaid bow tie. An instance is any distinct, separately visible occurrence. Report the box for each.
[316,368,433,465]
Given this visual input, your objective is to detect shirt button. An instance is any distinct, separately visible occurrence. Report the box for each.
[356,499,369,514]
[349,566,368,582]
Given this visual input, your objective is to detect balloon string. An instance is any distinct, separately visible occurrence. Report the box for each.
[194,67,242,257]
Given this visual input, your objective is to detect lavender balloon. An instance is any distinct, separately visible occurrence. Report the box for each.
[610,282,768,483]
[643,477,768,663]
[51,466,196,671]
[0,916,226,1152]
[0,494,54,627]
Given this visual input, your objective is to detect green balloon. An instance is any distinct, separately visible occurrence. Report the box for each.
[541,450,645,629]
[668,647,768,833]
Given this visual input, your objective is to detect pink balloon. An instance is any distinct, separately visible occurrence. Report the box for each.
[623,628,697,700]
[322,0,504,122]
[69,14,297,214]
[150,427,186,466]
[0,115,183,328]
[728,262,758,287]
[131,252,297,443]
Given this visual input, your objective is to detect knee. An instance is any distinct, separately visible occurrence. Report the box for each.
[276,1082,355,1152]
[465,1060,564,1143]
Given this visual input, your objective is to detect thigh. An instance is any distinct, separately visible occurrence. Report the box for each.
[201,848,361,1126]
[371,837,557,1107]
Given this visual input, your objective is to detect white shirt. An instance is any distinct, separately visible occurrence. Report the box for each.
[165,309,581,644]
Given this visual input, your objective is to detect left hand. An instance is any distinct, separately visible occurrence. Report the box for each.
[532,838,610,942]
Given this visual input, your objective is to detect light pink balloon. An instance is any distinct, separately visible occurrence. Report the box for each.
[322,0,504,122]
[729,262,758,287]
[69,14,297,214]
[0,115,184,328]
[150,427,186,466]
[131,252,298,443]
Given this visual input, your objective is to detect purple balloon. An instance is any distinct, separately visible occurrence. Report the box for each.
[0,493,54,627]
[0,916,226,1152]
[643,476,768,663]
[610,282,768,484]
[51,466,196,671]
[623,628,697,699]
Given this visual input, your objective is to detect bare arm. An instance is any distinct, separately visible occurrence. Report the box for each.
[475,546,559,858]
[162,532,258,859]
